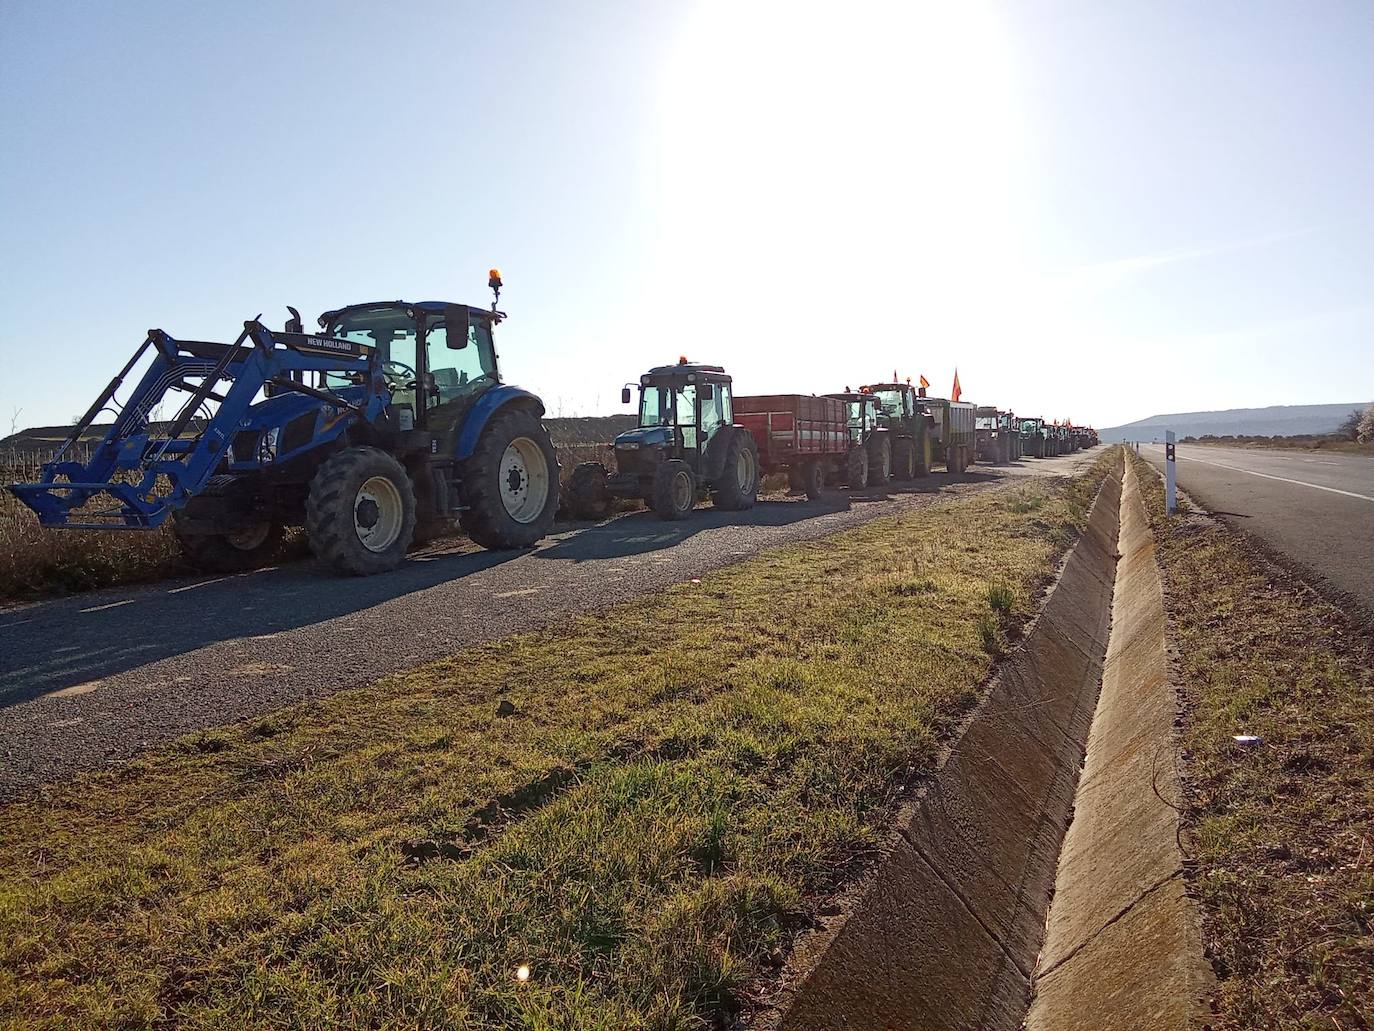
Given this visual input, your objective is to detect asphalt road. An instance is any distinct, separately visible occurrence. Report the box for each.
[1139,443,1374,608]
[0,450,1098,795]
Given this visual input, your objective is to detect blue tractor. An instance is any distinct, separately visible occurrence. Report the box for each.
[8,272,560,575]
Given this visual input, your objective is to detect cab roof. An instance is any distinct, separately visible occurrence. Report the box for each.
[642,362,730,381]
[316,300,500,327]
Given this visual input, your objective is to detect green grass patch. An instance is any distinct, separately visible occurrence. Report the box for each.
[0,459,1113,1029]
[1128,450,1374,1030]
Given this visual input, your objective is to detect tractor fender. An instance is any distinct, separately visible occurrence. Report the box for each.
[453,385,547,460]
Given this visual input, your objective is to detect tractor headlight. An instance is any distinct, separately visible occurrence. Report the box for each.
[260,427,279,462]
[619,441,641,450]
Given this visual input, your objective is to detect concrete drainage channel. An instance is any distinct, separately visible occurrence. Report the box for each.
[763,451,1213,1031]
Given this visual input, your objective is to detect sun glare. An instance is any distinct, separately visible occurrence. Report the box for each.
[649,0,1026,386]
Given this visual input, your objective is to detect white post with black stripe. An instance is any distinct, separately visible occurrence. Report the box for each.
[1165,429,1177,514]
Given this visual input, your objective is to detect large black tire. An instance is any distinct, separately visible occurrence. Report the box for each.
[868,435,892,486]
[891,438,916,481]
[306,447,417,575]
[916,435,932,477]
[566,461,612,521]
[652,460,696,520]
[800,459,827,501]
[459,407,559,549]
[172,475,284,573]
[710,431,759,511]
[846,446,869,489]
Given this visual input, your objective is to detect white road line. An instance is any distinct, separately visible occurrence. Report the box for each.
[167,577,228,593]
[80,599,135,613]
[1178,454,1374,502]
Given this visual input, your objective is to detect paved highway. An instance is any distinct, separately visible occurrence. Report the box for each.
[1139,443,1374,609]
[0,450,1098,795]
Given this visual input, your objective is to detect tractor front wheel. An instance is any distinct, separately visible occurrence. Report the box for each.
[652,460,696,520]
[846,446,870,490]
[459,408,559,549]
[891,438,917,481]
[868,436,892,486]
[306,447,417,575]
[173,475,283,573]
[710,432,759,511]
[566,462,612,521]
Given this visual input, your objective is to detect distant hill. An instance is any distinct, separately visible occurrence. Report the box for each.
[1100,403,1367,443]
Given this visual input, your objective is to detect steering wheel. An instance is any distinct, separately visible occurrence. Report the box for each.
[380,359,418,391]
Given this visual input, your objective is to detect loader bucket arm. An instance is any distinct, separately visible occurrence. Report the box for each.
[8,321,378,530]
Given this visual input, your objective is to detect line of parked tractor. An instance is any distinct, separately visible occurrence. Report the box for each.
[7,274,1097,577]
[563,361,1098,521]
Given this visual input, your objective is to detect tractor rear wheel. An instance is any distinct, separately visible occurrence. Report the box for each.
[916,435,932,476]
[711,431,759,511]
[891,438,917,481]
[846,446,869,490]
[459,408,559,549]
[173,476,283,573]
[306,447,417,575]
[801,459,827,501]
[652,460,696,520]
[566,462,612,521]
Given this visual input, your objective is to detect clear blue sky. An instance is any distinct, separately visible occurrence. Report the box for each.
[2,0,1371,431]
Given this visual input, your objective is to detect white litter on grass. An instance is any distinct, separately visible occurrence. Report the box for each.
[1233,734,1263,748]
[515,964,531,982]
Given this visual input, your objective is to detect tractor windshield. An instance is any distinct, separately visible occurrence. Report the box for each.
[843,400,869,443]
[322,308,419,396]
[870,389,906,419]
[640,383,696,427]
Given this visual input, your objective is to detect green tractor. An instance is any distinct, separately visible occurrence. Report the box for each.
[1021,416,1048,458]
[567,360,759,521]
[824,390,890,489]
[858,382,935,480]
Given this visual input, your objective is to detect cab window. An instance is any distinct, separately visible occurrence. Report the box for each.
[426,314,497,407]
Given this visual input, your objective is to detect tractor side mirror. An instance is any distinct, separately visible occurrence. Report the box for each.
[699,383,714,401]
[445,305,472,349]
[621,386,632,405]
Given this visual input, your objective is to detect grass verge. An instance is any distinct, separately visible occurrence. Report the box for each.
[0,456,1112,1029]
[1127,449,1374,1029]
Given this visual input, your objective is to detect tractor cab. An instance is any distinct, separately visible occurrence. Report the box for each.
[317,300,503,443]
[615,360,735,473]
[824,391,882,446]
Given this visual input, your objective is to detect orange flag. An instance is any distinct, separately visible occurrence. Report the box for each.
[919,375,930,389]
[951,369,962,402]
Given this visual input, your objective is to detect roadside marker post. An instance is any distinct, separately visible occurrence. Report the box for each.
[1165,430,1177,514]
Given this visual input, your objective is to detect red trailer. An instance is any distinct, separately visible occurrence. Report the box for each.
[734,394,852,499]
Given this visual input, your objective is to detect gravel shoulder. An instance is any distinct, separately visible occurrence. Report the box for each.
[0,452,1097,795]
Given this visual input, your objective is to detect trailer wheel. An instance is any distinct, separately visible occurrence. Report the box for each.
[459,407,559,549]
[566,462,612,521]
[172,476,283,573]
[846,446,869,490]
[306,447,416,575]
[801,459,827,501]
[652,460,696,520]
[711,431,759,511]
[891,438,917,481]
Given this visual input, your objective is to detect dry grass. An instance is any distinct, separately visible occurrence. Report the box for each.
[0,450,182,602]
[1128,450,1374,1029]
[0,456,1112,1029]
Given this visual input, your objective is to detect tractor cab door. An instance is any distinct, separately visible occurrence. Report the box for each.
[674,383,701,469]
[698,380,733,478]
[423,306,499,442]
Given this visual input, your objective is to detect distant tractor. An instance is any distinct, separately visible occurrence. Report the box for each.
[824,390,893,489]
[1021,417,1048,458]
[567,360,760,521]
[922,396,977,473]
[975,406,1001,463]
[8,273,561,575]
[858,382,936,480]
[1001,410,1024,461]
